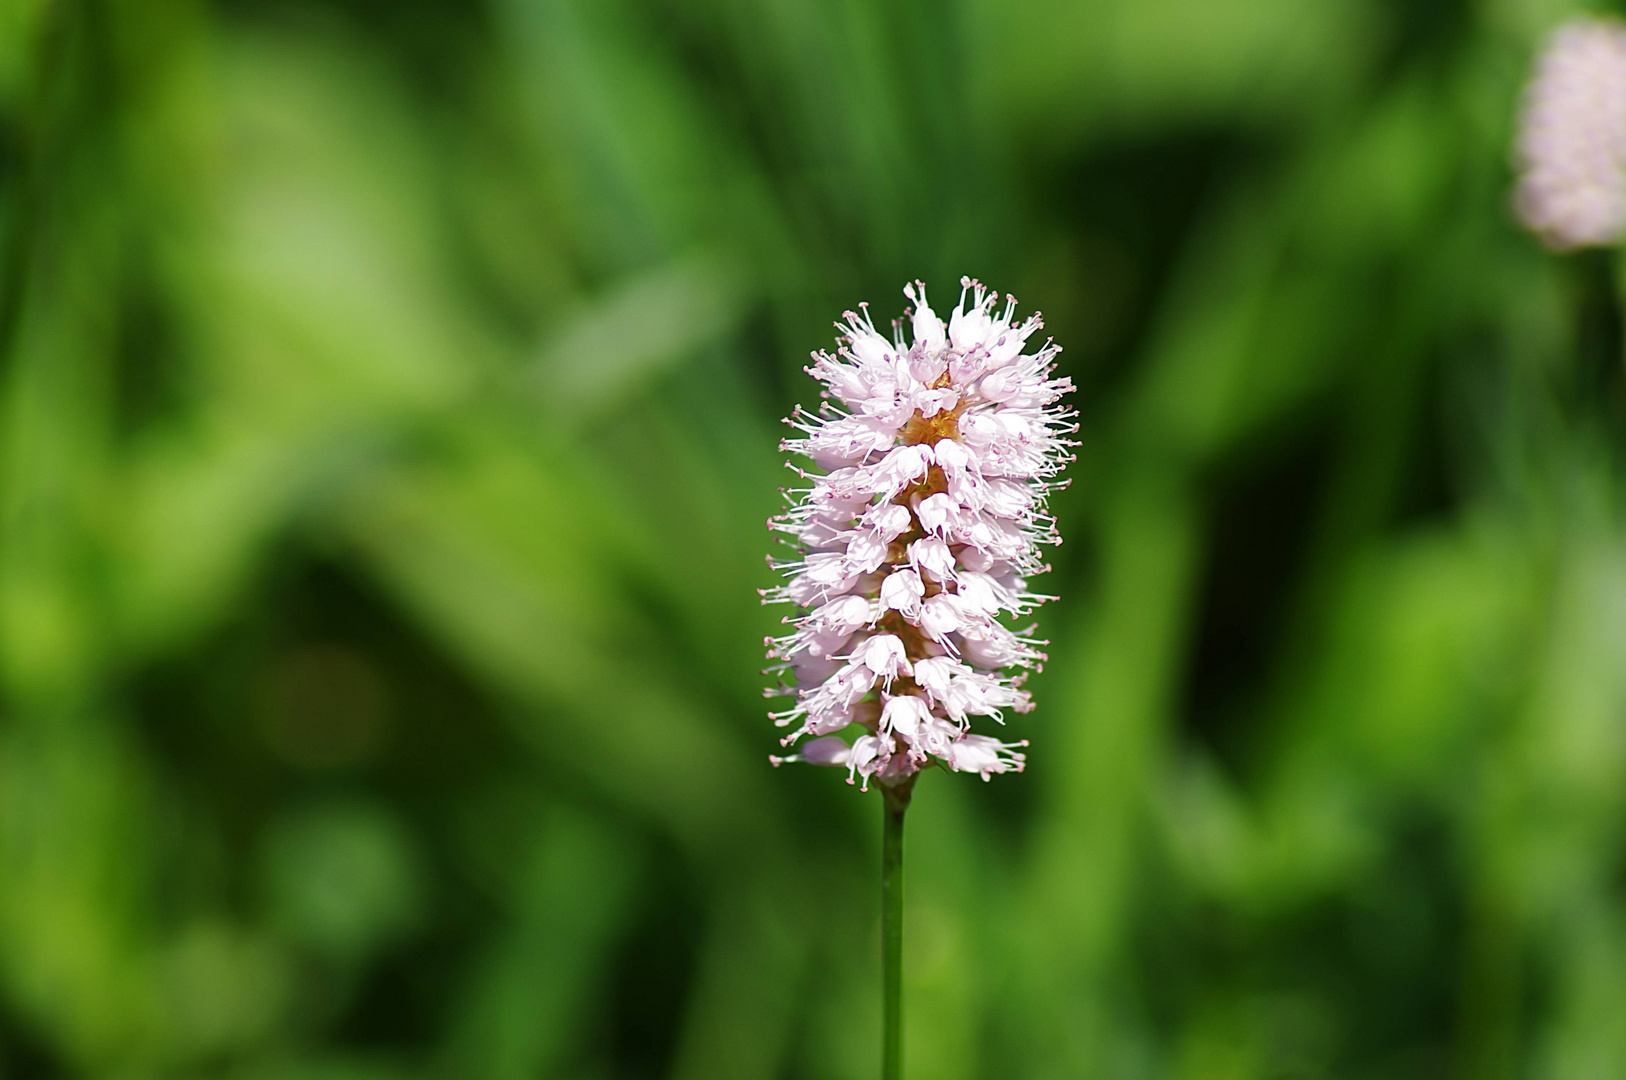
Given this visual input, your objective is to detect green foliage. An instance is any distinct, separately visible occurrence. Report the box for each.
[1,0,1623,1076]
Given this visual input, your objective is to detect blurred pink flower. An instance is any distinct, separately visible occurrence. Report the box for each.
[764,279,1075,789]
[1515,16,1626,250]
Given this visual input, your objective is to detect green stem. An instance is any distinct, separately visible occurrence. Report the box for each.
[881,780,912,1080]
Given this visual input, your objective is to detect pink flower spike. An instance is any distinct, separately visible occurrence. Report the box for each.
[1516,17,1626,250]
[764,280,1074,789]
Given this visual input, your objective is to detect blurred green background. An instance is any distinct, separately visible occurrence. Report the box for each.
[3,0,1626,1076]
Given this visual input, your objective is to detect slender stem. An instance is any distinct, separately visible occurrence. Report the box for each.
[881,781,912,1080]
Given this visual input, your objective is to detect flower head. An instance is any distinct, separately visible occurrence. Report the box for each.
[764,279,1075,789]
[1515,16,1626,250]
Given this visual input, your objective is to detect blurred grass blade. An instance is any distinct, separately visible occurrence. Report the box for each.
[527,250,748,424]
